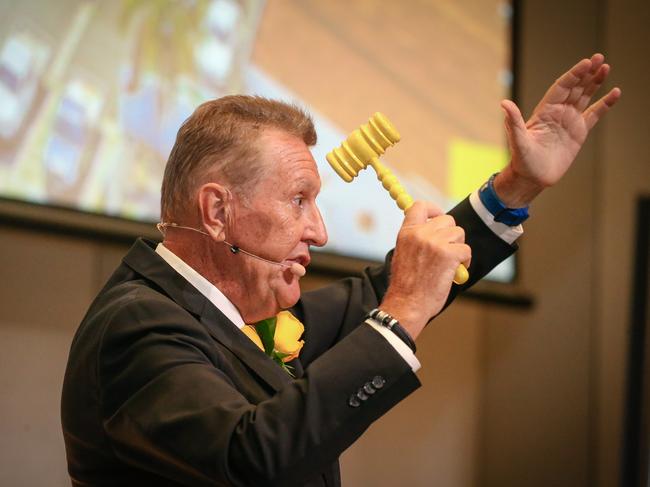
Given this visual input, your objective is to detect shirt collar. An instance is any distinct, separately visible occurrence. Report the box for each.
[155,243,245,329]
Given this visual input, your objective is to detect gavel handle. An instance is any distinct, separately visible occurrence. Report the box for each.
[370,159,469,285]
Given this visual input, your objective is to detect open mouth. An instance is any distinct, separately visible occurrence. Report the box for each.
[285,254,310,269]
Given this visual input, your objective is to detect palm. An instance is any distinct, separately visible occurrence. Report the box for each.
[502,54,621,188]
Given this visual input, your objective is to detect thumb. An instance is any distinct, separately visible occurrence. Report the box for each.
[501,99,527,141]
[402,201,443,227]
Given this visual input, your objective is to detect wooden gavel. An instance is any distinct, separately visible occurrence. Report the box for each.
[326,112,469,285]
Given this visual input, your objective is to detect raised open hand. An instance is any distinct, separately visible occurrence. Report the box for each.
[496,54,621,207]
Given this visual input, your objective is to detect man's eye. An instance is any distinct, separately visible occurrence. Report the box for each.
[293,196,304,207]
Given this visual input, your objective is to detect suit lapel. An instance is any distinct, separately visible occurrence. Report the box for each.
[196,298,293,391]
[122,239,292,392]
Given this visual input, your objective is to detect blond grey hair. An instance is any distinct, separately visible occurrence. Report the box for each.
[160,95,317,221]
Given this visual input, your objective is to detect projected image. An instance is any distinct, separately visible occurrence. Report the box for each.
[0,0,514,281]
[0,31,49,140]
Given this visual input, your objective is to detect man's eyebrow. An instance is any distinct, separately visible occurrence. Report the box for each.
[290,176,319,191]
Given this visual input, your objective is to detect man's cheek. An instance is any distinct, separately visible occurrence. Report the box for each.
[240,210,275,242]
[274,213,301,247]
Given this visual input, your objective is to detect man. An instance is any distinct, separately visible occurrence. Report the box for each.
[61,54,619,486]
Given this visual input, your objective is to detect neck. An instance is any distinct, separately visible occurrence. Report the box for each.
[163,235,274,323]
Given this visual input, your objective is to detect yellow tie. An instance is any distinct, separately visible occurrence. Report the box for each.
[242,324,264,351]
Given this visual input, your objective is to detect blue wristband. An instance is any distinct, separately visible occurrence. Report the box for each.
[478,173,529,226]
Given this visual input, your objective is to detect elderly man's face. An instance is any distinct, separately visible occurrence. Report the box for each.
[227,129,328,321]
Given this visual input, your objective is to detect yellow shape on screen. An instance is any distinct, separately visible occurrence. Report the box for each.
[448,139,509,200]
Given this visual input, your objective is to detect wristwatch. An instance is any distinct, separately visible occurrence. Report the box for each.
[478,173,530,226]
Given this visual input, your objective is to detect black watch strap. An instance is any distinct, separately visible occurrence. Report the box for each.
[366,308,416,353]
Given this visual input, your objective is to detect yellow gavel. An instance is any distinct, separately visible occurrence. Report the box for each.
[326,112,469,285]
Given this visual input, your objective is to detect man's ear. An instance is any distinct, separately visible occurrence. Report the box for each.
[197,183,231,242]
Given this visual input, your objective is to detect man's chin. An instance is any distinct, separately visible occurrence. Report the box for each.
[276,282,301,311]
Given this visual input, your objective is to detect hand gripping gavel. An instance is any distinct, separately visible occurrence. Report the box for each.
[325,112,469,285]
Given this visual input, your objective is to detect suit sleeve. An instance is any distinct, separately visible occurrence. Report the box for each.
[98,290,419,487]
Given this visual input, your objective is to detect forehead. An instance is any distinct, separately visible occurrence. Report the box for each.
[257,129,321,189]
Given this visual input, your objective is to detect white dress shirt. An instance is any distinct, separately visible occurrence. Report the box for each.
[155,243,245,329]
[154,190,521,375]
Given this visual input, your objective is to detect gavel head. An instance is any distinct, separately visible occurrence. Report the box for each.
[326,112,401,182]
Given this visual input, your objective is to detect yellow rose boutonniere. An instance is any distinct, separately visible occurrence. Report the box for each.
[247,311,305,376]
[273,311,305,362]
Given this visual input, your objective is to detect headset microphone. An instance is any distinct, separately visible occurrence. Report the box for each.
[157,222,307,277]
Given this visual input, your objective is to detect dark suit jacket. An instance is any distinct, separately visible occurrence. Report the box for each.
[61,198,515,486]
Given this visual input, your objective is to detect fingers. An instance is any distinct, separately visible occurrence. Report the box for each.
[400,209,468,255]
[584,87,622,130]
[416,215,469,265]
[541,57,592,106]
[452,242,472,269]
[538,53,609,109]
[401,202,468,257]
[402,200,443,226]
[556,57,593,90]
[576,63,610,111]
[440,224,470,264]
[589,52,605,72]
[565,53,606,105]
[573,55,609,110]
[433,222,465,243]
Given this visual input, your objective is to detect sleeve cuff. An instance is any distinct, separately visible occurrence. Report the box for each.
[469,190,524,245]
[365,320,421,372]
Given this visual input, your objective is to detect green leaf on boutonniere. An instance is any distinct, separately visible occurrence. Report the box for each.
[254,317,276,356]
[272,352,295,377]
[274,351,292,361]
[251,315,298,378]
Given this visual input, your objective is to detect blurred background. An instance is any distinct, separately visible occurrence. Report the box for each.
[0,0,649,486]
[0,0,515,278]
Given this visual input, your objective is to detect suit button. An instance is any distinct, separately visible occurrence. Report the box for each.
[348,395,361,408]
[363,382,376,395]
[372,376,386,389]
[356,389,369,401]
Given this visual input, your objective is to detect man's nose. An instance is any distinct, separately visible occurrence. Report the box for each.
[305,204,328,247]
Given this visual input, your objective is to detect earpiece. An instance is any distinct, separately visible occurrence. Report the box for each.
[157,222,306,277]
